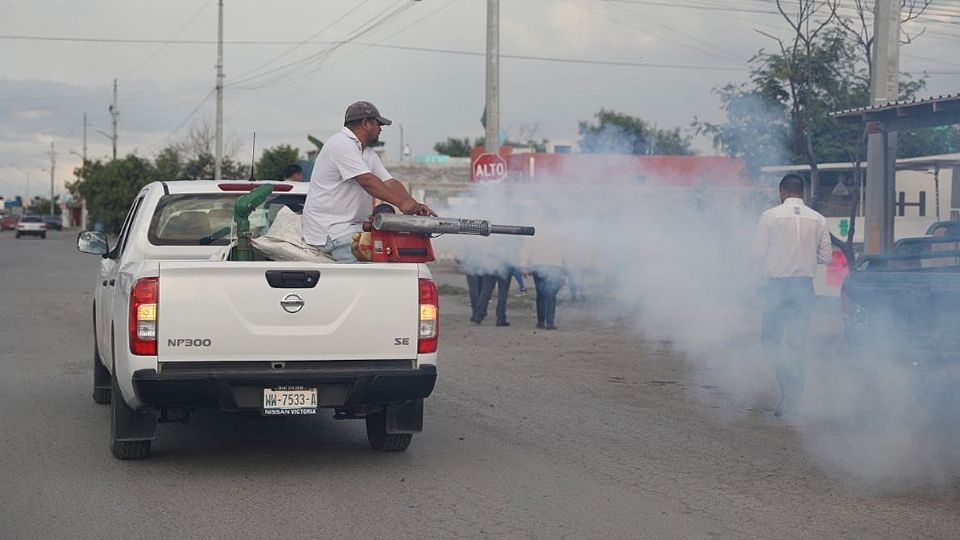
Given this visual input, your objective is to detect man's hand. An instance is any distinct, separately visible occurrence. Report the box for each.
[399,197,437,217]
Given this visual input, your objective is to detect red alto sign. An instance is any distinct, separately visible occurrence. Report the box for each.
[472,153,508,182]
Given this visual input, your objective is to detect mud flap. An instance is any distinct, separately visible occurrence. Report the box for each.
[112,372,157,441]
[385,399,423,434]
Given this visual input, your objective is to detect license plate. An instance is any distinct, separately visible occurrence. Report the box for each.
[262,386,317,415]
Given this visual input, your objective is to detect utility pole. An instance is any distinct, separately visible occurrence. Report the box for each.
[399,124,405,162]
[484,0,500,154]
[214,0,225,180]
[48,142,56,215]
[109,79,118,159]
[82,112,89,164]
[99,81,119,160]
[81,112,90,229]
[864,0,900,255]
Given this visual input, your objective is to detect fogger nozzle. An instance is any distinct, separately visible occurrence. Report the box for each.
[371,214,535,237]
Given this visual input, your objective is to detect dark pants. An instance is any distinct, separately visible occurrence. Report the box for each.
[510,266,526,291]
[533,266,565,327]
[465,273,481,312]
[473,272,510,324]
[761,277,815,413]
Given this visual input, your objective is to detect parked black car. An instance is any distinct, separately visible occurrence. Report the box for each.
[42,214,62,230]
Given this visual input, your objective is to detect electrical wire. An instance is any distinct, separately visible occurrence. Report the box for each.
[119,0,214,79]
[142,89,216,153]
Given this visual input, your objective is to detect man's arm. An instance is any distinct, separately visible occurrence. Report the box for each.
[354,173,435,215]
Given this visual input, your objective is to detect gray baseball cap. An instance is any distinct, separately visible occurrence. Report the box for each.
[343,101,392,126]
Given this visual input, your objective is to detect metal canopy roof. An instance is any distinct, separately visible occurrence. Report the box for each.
[831,94,960,131]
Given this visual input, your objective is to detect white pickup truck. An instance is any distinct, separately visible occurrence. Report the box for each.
[77,180,438,459]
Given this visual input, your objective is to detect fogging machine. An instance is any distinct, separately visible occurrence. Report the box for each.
[357,214,536,263]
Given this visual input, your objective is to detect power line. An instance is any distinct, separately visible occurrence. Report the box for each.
[142,89,216,153]
[120,0,214,79]
[225,0,414,90]
[0,34,746,72]
[228,0,374,84]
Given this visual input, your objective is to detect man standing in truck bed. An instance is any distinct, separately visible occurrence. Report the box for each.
[302,101,435,262]
[752,173,832,417]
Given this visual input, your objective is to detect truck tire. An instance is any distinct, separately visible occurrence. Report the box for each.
[92,308,112,404]
[365,411,413,452]
[92,337,111,404]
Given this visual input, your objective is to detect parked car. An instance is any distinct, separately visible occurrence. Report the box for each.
[42,214,63,230]
[16,215,46,239]
[1,214,20,231]
[925,221,960,238]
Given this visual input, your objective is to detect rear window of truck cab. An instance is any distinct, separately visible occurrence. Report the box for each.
[148,193,306,246]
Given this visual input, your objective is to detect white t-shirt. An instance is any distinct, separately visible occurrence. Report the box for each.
[751,197,832,279]
[302,127,392,245]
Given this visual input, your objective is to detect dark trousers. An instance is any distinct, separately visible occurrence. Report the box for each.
[533,266,565,326]
[473,272,510,324]
[465,273,481,312]
[510,266,526,291]
[761,277,815,412]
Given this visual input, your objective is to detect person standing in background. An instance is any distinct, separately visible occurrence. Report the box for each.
[751,173,832,417]
[282,164,305,182]
[523,233,566,330]
[510,266,528,296]
[472,262,511,327]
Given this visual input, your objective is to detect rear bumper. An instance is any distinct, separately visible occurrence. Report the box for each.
[131,364,437,411]
[16,229,45,235]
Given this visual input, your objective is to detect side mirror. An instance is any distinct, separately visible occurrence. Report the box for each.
[77,231,109,256]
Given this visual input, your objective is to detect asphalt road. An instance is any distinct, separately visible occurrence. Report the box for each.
[1,231,958,539]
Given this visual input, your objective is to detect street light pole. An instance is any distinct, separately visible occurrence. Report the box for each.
[214,0,224,180]
[484,0,500,155]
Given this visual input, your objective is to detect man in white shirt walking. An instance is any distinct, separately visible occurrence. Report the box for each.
[752,174,832,417]
[302,101,435,262]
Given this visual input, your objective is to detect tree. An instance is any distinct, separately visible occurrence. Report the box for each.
[154,147,185,180]
[255,144,301,180]
[434,137,477,157]
[27,196,60,215]
[696,26,945,176]
[68,155,157,232]
[178,152,248,180]
[579,109,693,155]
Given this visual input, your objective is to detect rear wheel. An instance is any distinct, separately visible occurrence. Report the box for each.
[365,411,413,452]
[15,232,20,238]
[41,232,46,239]
[92,316,111,405]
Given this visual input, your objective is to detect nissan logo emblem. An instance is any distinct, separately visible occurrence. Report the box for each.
[280,294,304,314]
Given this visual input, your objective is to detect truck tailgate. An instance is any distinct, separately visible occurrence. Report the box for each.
[157,262,420,362]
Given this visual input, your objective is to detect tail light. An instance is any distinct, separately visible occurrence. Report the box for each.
[129,277,158,355]
[418,278,439,354]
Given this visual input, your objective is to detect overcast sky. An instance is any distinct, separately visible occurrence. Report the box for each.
[1,0,959,199]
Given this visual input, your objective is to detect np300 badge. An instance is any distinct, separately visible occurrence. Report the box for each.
[281,293,305,313]
[167,338,212,347]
